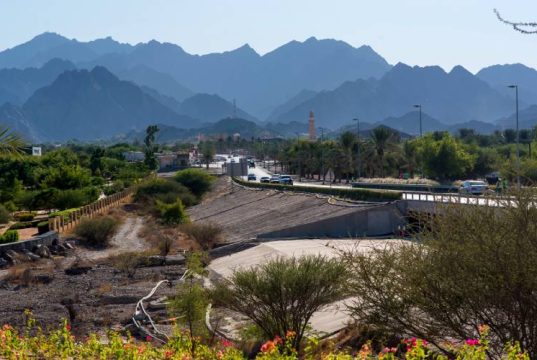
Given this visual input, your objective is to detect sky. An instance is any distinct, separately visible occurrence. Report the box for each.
[0,0,535,73]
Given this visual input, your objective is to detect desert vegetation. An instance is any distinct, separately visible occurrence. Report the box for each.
[74,216,119,247]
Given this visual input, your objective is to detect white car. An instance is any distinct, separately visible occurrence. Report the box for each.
[459,180,488,195]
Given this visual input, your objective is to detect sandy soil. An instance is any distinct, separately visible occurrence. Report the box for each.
[81,216,148,262]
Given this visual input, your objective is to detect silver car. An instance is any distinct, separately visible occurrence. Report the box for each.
[459,180,488,195]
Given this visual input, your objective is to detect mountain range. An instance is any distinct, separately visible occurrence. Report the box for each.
[1,32,537,142]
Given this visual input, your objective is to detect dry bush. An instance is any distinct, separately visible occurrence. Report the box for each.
[346,189,537,358]
[109,251,149,278]
[75,216,119,248]
[140,224,199,254]
[179,222,223,250]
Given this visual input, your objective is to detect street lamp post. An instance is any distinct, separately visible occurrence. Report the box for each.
[320,128,325,185]
[353,118,361,179]
[295,132,301,182]
[413,104,423,178]
[508,85,520,189]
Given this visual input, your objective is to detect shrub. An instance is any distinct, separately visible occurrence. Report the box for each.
[179,222,223,250]
[0,230,19,244]
[9,221,36,230]
[234,177,402,202]
[110,251,147,278]
[74,216,118,247]
[212,255,349,349]
[15,189,58,210]
[37,221,49,234]
[0,204,10,224]
[346,189,537,358]
[156,199,189,225]
[14,211,36,222]
[103,180,125,196]
[135,178,197,207]
[174,168,214,199]
[53,187,99,210]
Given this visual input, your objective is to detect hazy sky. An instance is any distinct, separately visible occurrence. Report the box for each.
[1,0,535,72]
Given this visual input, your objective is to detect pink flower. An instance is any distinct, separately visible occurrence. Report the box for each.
[66,323,71,332]
[221,339,233,347]
[145,335,153,342]
[273,335,283,345]
[216,350,224,359]
[382,347,397,353]
[466,338,480,346]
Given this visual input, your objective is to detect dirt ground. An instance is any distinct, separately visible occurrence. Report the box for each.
[0,203,188,338]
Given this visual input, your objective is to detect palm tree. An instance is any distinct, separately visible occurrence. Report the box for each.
[339,131,355,182]
[0,125,25,156]
[370,127,396,177]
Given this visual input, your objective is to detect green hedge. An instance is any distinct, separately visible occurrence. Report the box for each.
[9,221,37,230]
[14,212,36,222]
[234,178,402,202]
[49,208,80,222]
[0,230,19,244]
[37,221,50,235]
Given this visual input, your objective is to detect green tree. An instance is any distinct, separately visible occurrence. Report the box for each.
[418,133,475,180]
[212,255,348,350]
[169,252,210,356]
[144,125,160,170]
[200,141,215,169]
[370,127,397,177]
[174,168,214,199]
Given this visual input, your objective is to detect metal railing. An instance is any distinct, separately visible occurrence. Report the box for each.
[402,191,505,207]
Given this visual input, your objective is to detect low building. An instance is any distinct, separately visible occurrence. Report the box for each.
[156,152,190,172]
[123,151,145,162]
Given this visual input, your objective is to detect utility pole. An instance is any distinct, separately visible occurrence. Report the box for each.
[353,118,361,179]
[508,85,520,189]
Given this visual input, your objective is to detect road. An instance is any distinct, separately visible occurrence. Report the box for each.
[247,161,509,207]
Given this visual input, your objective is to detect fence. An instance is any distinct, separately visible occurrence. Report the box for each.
[48,188,134,233]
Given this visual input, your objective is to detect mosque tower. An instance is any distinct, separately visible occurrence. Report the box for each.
[308,111,316,141]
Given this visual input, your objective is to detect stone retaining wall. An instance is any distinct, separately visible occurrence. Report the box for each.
[0,231,59,256]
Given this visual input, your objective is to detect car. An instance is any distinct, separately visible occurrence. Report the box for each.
[459,180,488,195]
[247,173,256,181]
[270,175,281,183]
[248,161,256,168]
[260,176,270,183]
[279,175,293,185]
[230,159,236,163]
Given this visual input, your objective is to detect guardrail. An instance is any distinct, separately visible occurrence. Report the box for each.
[402,191,504,207]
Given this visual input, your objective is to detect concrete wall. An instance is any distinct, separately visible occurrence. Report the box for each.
[0,231,59,255]
[257,203,406,239]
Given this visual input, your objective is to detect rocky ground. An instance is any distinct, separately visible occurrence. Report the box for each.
[0,203,187,339]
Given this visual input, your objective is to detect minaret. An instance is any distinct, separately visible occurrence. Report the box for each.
[308,111,316,141]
